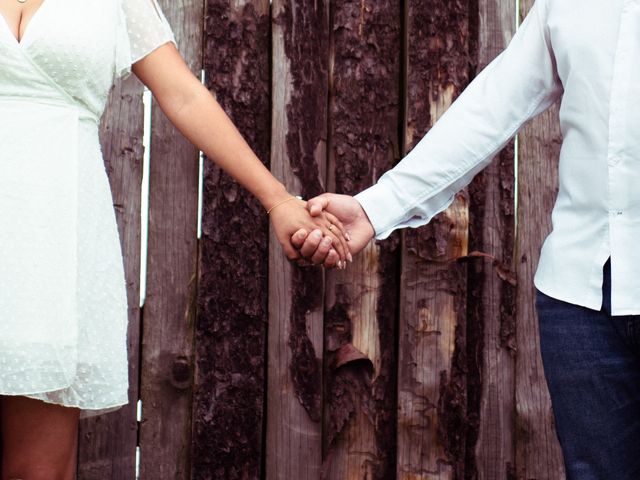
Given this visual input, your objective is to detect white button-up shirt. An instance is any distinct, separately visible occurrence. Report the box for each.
[355,0,640,314]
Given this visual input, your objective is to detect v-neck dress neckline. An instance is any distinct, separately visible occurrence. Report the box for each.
[0,0,49,46]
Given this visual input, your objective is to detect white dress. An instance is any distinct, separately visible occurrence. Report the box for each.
[0,0,175,417]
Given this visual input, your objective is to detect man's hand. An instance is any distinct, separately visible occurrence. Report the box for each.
[291,193,375,266]
[270,197,350,268]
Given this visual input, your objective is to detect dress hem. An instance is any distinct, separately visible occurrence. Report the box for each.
[0,389,128,417]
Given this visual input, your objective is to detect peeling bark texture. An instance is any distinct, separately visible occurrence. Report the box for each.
[465,0,518,475]
[371,236,402,480]
[276,1,328,198]
[402,0,473,261]
[330,0,401,193]
[405,0,473,146]
[325,1,401,479]
[275,0,330,421]
[437,320,468,463]
[496,146,517,355]
[399,0,473,478]
[466,143,517,480]
[404,201,470,262]
[289,268,324,422]
[192,2,270,479]
[431,262,469,478]
[323,290,375,448]
[267,1,329,477]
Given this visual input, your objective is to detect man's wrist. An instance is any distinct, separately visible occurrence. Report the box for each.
[354,197,376,240]
[354,182,402,240]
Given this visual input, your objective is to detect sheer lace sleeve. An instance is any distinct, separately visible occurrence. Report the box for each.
[115,0,176,79]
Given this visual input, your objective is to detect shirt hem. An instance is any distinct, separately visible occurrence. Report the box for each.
[533,275,602,312]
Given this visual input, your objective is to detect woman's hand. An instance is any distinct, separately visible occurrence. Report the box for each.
[269,197,351,269]
[291,193,375,267]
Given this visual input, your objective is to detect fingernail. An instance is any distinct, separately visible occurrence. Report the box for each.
[313,229,322,238]
[347,252,353,262]
[322,238,332,247]
[345,232,352,241]
[298,231,307,238]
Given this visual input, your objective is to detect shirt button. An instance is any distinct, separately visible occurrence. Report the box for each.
[608,155,621,166]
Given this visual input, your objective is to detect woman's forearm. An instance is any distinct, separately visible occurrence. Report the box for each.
[155,76,289,211]
[132,44,350,265]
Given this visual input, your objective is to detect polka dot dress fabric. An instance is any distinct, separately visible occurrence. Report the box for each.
[0,0,175,417]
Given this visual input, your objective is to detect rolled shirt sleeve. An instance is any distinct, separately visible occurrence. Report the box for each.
[355,0,562,239]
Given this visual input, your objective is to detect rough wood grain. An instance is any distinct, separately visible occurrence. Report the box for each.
[322,1,401,479]
[466,1,517,479]
[515,1,565,478]
[139,0,202,478]
[398,1,472,478]
[191,1,271,479]
[266,1,329,478]
[77,76,145,480]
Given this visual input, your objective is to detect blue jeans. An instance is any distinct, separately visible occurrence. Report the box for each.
[536,259,640,479]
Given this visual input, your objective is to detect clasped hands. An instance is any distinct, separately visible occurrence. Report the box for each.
[269,192,375,269]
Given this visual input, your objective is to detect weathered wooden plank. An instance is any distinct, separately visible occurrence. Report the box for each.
[139,0,203,478]
[266,1,329,478]
[514,1,565,478]
[322,1,401,479]
[466,1,517,479]
[191,1,271,479]
[397,1,473,478]
[77,76,145,480]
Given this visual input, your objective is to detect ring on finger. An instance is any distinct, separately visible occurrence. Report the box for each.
[328,224,334,232]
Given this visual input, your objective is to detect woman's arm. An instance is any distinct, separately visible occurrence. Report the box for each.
[131,44,348,266]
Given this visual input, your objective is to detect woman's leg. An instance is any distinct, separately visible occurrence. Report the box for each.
[536,260,640,480]
[1,395,79,480]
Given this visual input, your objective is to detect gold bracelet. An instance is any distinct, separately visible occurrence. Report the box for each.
[267,195,302,215]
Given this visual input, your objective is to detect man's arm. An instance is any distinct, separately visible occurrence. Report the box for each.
[295,0,561,263]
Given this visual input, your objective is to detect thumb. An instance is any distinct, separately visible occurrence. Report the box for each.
[307,194,331,217]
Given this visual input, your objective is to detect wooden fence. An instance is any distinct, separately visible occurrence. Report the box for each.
[81,0,566,478]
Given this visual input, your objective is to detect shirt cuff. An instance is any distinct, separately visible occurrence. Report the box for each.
[356,178,461,240]
[355,182,404,240]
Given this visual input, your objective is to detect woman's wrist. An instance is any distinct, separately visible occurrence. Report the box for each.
[267,196,302,215]
[257,182,292,212]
